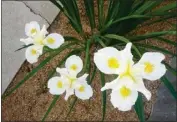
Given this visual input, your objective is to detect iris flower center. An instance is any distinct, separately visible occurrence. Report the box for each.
[34,34,45,45]
[67,77,77,88]
[119,61,136,83]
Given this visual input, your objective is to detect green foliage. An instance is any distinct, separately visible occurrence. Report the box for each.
[105,0,120,25]
[88,64,97,85]
[163,61,176,76]
[156,37,176,46]
[15,44,33,52]
[83,39,91,72]
[97,0,104,29]
[3,0,177,121]
[134,94,145,122]
[66,97,78,119]
[100,72,106,121]
[129,31,176,42]
[135,43,176,57]
[150,2,176,15]
[42,95,60,122]
[160,76,177,99]
[104,34,142,57]
[106,0,135,34]
[84,0,95,30]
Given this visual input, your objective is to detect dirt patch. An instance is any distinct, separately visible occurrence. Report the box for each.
[2,1,176,121]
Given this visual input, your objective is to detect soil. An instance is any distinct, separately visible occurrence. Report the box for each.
[2,1,176,121]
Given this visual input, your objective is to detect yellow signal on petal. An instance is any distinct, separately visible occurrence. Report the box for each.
[47,37,55,44]
[108,57,119,69]
[57,81,63,88]
[70,64,78,71]
[144,62,154,73]
[31,49,37,55]
[120,86,131,97]
[79,86,85,92]
[31,28,37,34]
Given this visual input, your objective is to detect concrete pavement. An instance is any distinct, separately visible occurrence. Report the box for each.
[148,57,176,121]
[2,1,60,93]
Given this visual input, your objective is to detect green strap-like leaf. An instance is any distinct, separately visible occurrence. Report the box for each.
[42,95,60,122]
[52,0,84,36]
[64,36,81,42]
[102,15,150,32]
[133,0,162,14]
[104,34,141,58]
[115,0,134,18]
[52,0,83,35]
[163,61,177,76]
[64,36,84,47]
[84,0,95,30]
[105,0,120,25]
[150,2,176,14]
[144,13,177,26]
[66,97,78,119]
[134,94,145,122]
[70,0,83,30]
[60,0,77,21]
[129,31,176,42]
[97,0,104,30]
[99,35,112,46]
[112,15,150,26]
[88,64,97,85]
[131,0,145,13]
[160,76,177,99]
[156,37,176,46]
[99,72,106,121]
[94,36,106,48]
[49,0,64,11]
[2,43,77,100]
[134,43,176,57]
[105,0,134,34]
[15,44,33,52]
[83,40,91,72]
[166,21,176,30]
[98,40,107,48]
[71,0,81,20]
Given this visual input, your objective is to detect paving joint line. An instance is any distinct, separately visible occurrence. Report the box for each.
[21,1,50,25]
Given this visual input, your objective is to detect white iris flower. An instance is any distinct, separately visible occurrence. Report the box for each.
[94,43,166,111]
[48,55,93,100]
[20,21,64,64]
